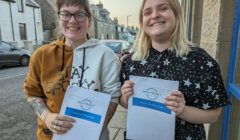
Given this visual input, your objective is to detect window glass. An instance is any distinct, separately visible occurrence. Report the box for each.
[19,23,27,40]
[17,0,24,12]
[104,42,121,53]
[123,42,131,49]
[0,42,11,50]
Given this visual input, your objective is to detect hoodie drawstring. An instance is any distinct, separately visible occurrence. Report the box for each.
[59,44,85,87]
[60,45,65,72]
[79,48,85,87]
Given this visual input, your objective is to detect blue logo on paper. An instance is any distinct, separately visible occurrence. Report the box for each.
[78,99,94,110]
[143,88,161,100]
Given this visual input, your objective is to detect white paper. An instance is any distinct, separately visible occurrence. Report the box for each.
[126,75,179,140]
[52,86,111,140]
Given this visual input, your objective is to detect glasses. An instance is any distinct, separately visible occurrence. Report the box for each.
[58,11,88,22]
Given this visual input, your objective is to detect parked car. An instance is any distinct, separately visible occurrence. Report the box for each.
[0,41,31,68]
[99,40,132,57]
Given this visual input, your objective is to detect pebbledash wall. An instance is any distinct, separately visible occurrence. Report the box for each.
[181,0,240,140]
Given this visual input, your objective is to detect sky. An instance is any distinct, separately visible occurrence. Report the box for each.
[90,0,142,27]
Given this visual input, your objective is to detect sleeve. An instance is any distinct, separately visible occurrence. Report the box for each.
[101,57,121,103]
[120,56,130,85]
[23,48,45,98]
[195,49,230,109]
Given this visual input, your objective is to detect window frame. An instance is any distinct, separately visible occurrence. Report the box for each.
[19,23,27,40]
[17,0,24,12]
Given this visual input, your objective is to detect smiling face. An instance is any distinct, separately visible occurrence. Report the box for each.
[59,4,90,45]
[142,0,176,41]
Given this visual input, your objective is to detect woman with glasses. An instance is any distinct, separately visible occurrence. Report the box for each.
[23,0,121,140]
[120,0,230,139]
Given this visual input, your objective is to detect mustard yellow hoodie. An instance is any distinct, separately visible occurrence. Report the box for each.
[24,39,73,139]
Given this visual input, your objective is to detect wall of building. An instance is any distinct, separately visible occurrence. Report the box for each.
[0,0,43,52]
[34,0,56,41]
[182,0,240,139]
[34,0,56,30]
[200,0,221,58]
[95,21,116,40]
[0,1,16,42]
[25,6,43,46]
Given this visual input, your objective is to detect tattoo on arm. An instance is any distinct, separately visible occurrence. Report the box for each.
[27,97,49,120]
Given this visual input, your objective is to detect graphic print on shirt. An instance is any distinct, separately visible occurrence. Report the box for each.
[82,79,95,89]
[121,47,230,139]
[45,66,70,95]
[71,65,96,89]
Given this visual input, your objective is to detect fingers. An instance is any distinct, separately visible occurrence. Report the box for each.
[45,112,75,134]
[165,91,183,100]
[165,100,180,107]
[51,122,72,134]
[164,91,186,116]
[121,80,134,96]
[121,81,134,103]
[56,116,75,128]
[57,115,76,123]
[54,116,75,132]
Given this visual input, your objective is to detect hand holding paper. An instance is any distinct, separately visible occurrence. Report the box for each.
[53,86,111,140]
[164,91,186,116]
[126,75,179,140]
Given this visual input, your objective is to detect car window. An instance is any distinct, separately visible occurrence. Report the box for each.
[122,42,131,51]
[0,42,12,50]
[103,42,121,53]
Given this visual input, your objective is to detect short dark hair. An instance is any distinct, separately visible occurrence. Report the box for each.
[55,0,92,20]
[55,0,92,39]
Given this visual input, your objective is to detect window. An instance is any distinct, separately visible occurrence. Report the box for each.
[0,41,12,50]
[19,23,27,40]
[103,42,121,53]
[17,0,24,12]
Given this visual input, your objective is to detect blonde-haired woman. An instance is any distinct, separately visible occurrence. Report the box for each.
[120,0,230,139]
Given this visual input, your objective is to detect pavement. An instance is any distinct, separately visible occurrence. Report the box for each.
[108,105,127,140]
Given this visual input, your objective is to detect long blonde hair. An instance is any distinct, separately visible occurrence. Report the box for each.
[132,0,193,60]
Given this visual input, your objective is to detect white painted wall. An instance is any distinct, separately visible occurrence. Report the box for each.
[0,1,15,41]
[25,6,43,45]
[0,0,43,50]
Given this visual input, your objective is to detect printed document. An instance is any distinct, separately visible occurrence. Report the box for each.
[126,75,179,140]
[53,86,111,140]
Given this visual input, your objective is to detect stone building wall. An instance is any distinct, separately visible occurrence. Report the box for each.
[182,0,239,139]
[35,0,57,40]
[200,0,221,59]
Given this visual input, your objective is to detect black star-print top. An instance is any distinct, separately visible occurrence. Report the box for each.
[120,47,230,140]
